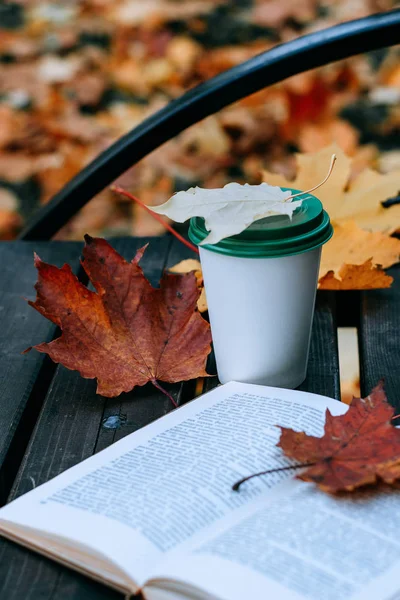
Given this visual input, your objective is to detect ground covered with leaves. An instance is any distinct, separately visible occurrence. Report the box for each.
[0,0,399,240]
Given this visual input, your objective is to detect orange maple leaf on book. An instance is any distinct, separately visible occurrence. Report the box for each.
[278,382,400,493]
[26,236,212,404]
[234,383,400,494]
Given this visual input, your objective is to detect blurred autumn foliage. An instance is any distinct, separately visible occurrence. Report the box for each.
[0,0,399,240]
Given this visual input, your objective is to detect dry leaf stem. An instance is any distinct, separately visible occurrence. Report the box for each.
[288,154,336,200]
[151,379,178,407]
[234,386,400,494]
[111,185,200,254]
[113,156,335,252]
[232,463,316,491]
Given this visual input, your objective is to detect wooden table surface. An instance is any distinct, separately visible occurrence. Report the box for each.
[0,234,399,599]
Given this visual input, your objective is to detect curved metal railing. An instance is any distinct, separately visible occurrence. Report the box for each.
[18,9,400,240]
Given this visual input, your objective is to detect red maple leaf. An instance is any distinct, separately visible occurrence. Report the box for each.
[278,382,400,493]
[27,236,211,403]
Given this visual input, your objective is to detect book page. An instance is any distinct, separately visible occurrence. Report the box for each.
[0,382,345,587]
[148,482,400,600]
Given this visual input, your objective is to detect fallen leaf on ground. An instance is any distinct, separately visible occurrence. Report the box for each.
[109,0,220,27]
[251,0,316,28]
[152,182,300,245]
[262,144,400,233]
[0,188,18,212]
[1,1,398,241]
[168,259,207,312]
[318,220,400,288]
[278,382,400,493]
[0,188,21,239]
[297,119,359,155]
[0,209,21,239]
[318,260,393,290]
[27,237,212,400]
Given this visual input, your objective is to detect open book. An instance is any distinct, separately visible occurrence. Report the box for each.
[1,382,400,600]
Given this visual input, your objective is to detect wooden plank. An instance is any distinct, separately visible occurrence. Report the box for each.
[0,235,199,600]
[299,292,340,400]
[0,241,82,503]
[359,264,400,412]
[203,350,218,393]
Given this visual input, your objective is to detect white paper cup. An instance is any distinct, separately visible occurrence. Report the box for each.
[189,190,332,389]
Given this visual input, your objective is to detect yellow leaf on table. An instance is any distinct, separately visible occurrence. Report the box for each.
[319,221,400,277]
[262,143,400,233]
[333,168,400,233]
[169,259,201,276]
[196,290,208,314]
[168,259,208,312]
[262,144,351,217]
[318,260,393,290]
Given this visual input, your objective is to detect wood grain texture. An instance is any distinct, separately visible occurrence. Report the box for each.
[0,235,200,600]
[0,241,82,503]
[299,292,340,400]
[359,264,400,411]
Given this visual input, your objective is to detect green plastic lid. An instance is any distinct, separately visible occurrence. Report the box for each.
[188,188,333,258]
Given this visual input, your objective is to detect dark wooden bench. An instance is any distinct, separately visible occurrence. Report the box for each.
[0,10,399,599]
[1,237,399,599]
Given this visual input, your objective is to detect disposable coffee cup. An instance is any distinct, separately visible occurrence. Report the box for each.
[188,190,333,389]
